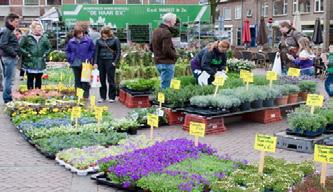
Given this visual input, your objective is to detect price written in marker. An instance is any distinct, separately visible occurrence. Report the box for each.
[242,72,254,83]
[94,106,103,122]
[240,70,251,79]
[158,92,165,104]
[147,113,159,128]
[170,79,181,90]
[254,134,277,153]
[189,122,206,137]
[266,71,278,81]
[213,76,225,86]
[306,94,324,107]
[287,68,301,77]
[314,145,333,164]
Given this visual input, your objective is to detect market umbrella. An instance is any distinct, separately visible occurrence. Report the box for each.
[293,11,302,32]
[312,18,323,45]
[257,16,268,46]
[242,19,251,46]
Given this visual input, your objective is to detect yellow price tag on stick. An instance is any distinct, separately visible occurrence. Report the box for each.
[287,68,301,77]
[240,70,250,79]
[266,71,278,81]
[76,88,84,99]
[170,79,181,90]
[314,145,333,163]
[158,92,165,104]
[254,134,277,153]
[71,106,81,120]
[306,94,324,107]
[147,113,159,127]
[213,76,225,86]
[189,122,206,137]
[90,96,96,109]
[94,106,103,122]
[243,72,254,83]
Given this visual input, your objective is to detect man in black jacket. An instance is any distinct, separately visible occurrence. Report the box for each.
[0,13,20,103]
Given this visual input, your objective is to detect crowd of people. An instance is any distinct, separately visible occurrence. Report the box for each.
[0,12,332,104]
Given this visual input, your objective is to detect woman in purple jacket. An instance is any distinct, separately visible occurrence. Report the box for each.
[66,26,95,99]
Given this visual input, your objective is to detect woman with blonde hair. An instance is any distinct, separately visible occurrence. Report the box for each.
[93,26,121,103]
[190,40,229,85]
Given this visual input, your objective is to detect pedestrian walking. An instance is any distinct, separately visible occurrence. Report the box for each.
[66,25,95,99]
[20,22,51,90]
[151,12,178,89]
[93,26,121,103]
[0,13,20,103]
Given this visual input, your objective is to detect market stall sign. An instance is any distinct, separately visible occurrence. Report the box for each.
[254,134,277,153]
[287,68,301,77]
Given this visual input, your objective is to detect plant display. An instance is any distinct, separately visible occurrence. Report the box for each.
[275,75,317,85]
[292,174,333,192]
[250,86,268,100]
[298,80,317,93]
[253,75,270,85]
[127,107,168,125]
[97,138,216,186]
[122,78,158,91]
[111,118,139,132]
[227,58,256,72]
[320,108,333,124]
[285,84,300,94]
[16,84,75,96]
[190,95,241,109]
[57,135,160,171]
[43,68,74,85]
[48,50,67,62]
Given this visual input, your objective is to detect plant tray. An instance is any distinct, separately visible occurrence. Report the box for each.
[118,88,127,104]
[242,108,282,124]
[275,131,328,154]
[183,114,227,135]
[124,93,151,108]
[94,173,143,192]
[182,106,229,117]
[122,87,153,96]
[34,144,56,159]
[164,108,185,125]
[55,157,98,176]
[286,128,325,138]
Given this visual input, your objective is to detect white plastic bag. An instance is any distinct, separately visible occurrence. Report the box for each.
[198,71,210,86]
[91,69,101,88]
[272,52,282,75]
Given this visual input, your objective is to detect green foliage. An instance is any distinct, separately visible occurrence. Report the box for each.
[127,107,168,125]
[123,78,158,91]
[190,95,241,109]
[285,84,300,94]
[111,118,139,132]
[48,50,66,62]
[298,80,317,93]
[227,58,256,72]
[253,75,269,85]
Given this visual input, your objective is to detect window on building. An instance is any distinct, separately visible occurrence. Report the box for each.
[235,6,241,20]
[0,0,9,5]
[25,0,39,5]
[237,28,241,46]
[314,0,324,12]
[149,0,164,4]
[127,0,142,4]
[223,7,231,20]
[261,2,268,17]
[273,0,288,15]
[99,0,113,4]
[47,0,61,5]
[76,0,91,3]
[293,0,311,13]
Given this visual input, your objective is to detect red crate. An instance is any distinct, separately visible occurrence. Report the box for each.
[164,108,185,125]
[125,93,151,108]
[183,114,227,135]
[242,108,282,124]
[118,89,127,104]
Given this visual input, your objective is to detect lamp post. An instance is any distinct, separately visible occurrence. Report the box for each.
[267,17,273,48]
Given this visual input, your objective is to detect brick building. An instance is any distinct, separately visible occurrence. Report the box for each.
[0,0,199,26]
[218,0,332,46]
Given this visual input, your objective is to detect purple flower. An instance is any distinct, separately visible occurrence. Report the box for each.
[122,181,131,188]
[178,182,193,192]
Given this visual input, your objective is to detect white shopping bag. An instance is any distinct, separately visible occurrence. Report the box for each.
[91,69,101,88]
[198,71,210,86]
[272,52,282,75]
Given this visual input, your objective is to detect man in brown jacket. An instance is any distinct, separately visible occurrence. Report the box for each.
[151,12,178,89]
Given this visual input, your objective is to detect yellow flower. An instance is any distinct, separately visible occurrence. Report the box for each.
[53,108,59,112]
[12,112,16,117]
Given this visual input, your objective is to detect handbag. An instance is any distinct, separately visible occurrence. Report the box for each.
[272,52,282,75]
[81,60,92,82]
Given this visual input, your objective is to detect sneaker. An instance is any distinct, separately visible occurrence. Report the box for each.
[108,99,115,103]
[97,99,106,103]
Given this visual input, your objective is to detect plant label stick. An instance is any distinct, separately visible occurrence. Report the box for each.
[71,106,81,127]
[287,68,301,77]
[314,144,333,187]
[213,76,225,97]
[254,134,277,175]
[147,113,158,139]
[189,122,205,147]
[76,88,84,103]
[94,106,103,124]
[170,79,181,90]
[158,92,165,108]
[266,71,277,88]
[90,96,96,111]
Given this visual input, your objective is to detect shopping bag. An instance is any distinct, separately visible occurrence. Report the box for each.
[91,69,101,88]
[81,60,92,82]
[272,52,282,75]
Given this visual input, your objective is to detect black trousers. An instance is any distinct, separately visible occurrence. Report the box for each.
[27,72,42,90]
[20,69,25,77]
[98,59,116,100]
[72,66,90,98]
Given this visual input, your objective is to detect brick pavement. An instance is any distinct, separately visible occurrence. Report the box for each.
[0,70,332,191]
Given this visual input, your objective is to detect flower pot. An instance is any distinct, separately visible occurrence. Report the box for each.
[240,102,251,111]
[324,123,333,134]
[288,93,299,104]
[229,106,239,113]
[127,128,138,135]
[275,96,288,106]
[287,128,324,137]
[251,99,263,109]
[263,98,275,107]
[298,92,308,101]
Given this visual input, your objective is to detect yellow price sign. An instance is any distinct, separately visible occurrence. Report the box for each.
[147,113,159,127]
[243,72,254,83]
[189,122,206,137]
[94,106,103,122]
[240,70,250,79]
[226,67,229,73]
[254,134,277,153]
[266,71,278,81]
[170,79,181,90]
[306,94,324,107]
[158,92,165,104]
[71,107,81,119]
[60,73,63,81]
[76,88,84,98]
[213,76,225,86]
[90,96,96,108]
[287,68,301,77]
[314,145,333,164]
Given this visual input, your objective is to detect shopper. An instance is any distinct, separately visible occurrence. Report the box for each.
[0,13,20,103]
[93,26,121,103]
[325,45,333,97]
[278,21,304,73]
[66,26,95,99]
[191,40,229,85]
[287,37,315,76]
[151,12,178,89]
[20,22,51,89]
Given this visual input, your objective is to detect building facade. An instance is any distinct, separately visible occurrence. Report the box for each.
[218,0,332,46]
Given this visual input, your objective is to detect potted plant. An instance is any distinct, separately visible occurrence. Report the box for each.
[319,109,333,133]
[233,88,255,111]
[263,87,280,107]
[274,85,289,106]
[215,95,241,112]
[285,84,300,104]
[298,81,317,101]
[287,108,327,137]
[250,86,266,109]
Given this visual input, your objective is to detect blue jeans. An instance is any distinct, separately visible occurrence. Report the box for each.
[325,74,333,97]
[2,57,17,103]
[156,64,175,89]
[301,67,314,76]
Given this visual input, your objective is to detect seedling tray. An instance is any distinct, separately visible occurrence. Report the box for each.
[55,157,98,176]
[93,173,143,192]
